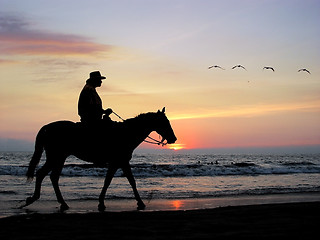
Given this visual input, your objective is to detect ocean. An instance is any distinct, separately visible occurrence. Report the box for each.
[0,151,319,216]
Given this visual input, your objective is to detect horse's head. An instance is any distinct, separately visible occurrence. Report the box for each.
[154,107,177,144]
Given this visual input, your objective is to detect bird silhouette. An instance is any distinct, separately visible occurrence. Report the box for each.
[263,66,275,72]
[298,68,311,74]
[232,65,246,70]
[208,65,225,70]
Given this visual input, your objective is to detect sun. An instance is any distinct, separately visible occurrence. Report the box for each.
[167,143,186,151]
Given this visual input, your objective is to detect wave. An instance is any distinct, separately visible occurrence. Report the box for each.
[1,161,319,177]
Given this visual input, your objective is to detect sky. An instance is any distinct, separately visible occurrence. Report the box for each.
[0,0,320,151]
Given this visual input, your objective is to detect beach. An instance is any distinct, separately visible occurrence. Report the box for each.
[1,201,319,239]
[1,152,319,238]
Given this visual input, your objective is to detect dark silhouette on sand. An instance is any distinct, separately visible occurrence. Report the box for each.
[263,66,275,72]
[208,65,225,70]
[232,65,246,70]
[298,68,311,74]
[21,107,176,211]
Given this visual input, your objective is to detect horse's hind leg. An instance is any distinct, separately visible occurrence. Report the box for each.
[98,166,118,211]
[122,164,145,210]
[25,162,52,206]
[50,160,69,211]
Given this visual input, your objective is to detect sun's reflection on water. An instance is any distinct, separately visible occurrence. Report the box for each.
[171,200,183,210]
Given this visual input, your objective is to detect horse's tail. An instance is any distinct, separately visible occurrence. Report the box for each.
[26,126,47,181]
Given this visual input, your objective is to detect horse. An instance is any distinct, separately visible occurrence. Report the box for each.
[21,107,177,211]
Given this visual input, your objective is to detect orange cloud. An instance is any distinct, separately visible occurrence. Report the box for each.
[3,40,111,56]
[170,100,320,120]
[0,14,113,56]
[0,59,18,64]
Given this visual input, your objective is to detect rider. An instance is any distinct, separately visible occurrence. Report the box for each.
[78,71,112,125]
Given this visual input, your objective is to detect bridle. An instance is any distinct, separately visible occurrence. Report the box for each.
[111,111,167,146]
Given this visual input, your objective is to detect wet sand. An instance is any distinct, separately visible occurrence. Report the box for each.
[1,201,319,239]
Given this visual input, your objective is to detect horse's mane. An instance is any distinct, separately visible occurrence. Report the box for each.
[124,112,157,122]
[120,112,158,128]
[136,112,158,119]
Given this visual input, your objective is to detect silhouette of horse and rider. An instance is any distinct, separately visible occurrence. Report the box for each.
[21,71,177,211]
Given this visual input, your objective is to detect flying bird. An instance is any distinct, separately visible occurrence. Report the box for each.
[263,66,275,72]
[298,68,311,74]
[208,65,225,70]
[232,65,246,70]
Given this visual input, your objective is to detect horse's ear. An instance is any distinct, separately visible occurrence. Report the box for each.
[162,107,165,113]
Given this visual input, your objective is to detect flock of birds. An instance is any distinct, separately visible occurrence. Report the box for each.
[208,65,311,74]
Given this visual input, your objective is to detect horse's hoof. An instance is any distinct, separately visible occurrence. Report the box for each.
[137,202,146,210]
[98,203,106,212]
[17,197,36,209]
[26,197,35,205]
[26,195,39,206]
[60,203,69,212]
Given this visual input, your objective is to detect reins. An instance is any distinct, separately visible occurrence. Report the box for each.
[111,111,167,146]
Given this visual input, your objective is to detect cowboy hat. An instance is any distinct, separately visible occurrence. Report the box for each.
[89,71,106,80]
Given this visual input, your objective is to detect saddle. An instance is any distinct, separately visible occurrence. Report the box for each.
[75,117,124,142]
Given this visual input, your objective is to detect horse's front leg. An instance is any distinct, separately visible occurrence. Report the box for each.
[98,166,117,212]
[122,163,146,210]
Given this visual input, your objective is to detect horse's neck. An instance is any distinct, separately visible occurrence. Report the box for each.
[127,115,155,148]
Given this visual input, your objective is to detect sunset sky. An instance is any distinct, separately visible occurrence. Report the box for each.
[1,0,319,151]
